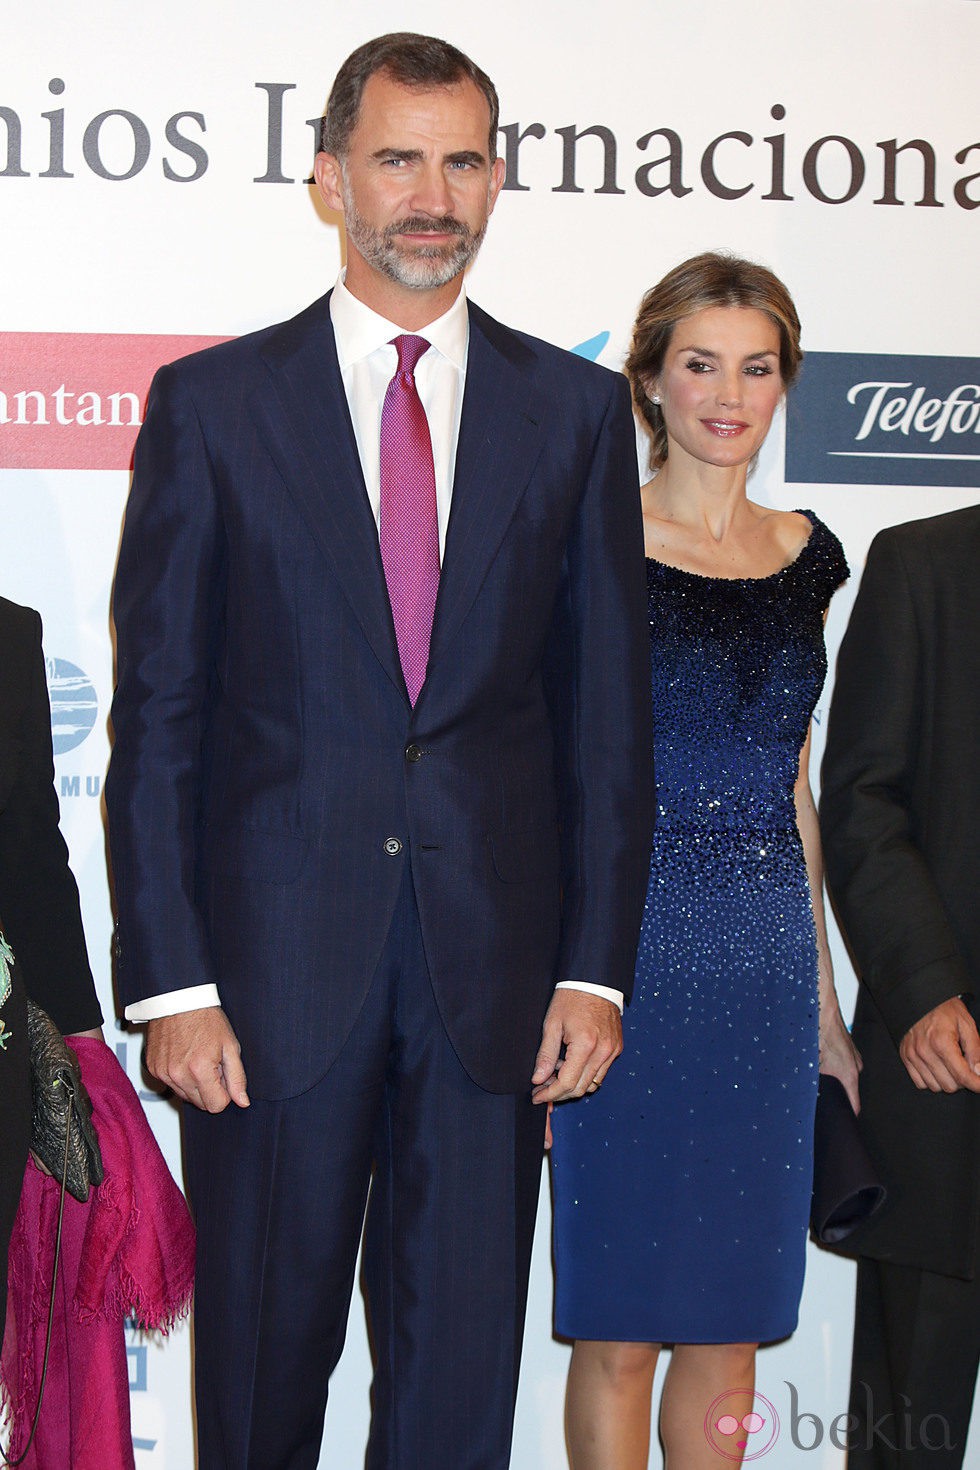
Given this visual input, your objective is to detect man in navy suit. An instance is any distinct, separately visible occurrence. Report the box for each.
[107,32,652,1469]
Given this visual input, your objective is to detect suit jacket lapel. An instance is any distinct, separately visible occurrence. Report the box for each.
[249,295,547,706]
[254,294,407,701]
[429,303,546,664]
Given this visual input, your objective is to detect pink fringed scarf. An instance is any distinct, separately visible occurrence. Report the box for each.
[1,1038,195,1468]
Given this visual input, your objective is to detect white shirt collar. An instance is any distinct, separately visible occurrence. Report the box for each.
[330,272,469,372]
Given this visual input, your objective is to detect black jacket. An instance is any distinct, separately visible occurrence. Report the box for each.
[0,596,102,1034]
[821,507,980,1277]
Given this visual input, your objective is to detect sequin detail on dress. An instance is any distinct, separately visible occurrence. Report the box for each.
[551,511,847,1344]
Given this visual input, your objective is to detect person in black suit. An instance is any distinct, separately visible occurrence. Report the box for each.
[105,31,653,1470]
[821,505,980,1468]
[0,597,103,1339]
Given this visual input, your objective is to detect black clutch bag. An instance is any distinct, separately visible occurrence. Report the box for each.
[26,997,104,1203]
[810,1073,886,1244]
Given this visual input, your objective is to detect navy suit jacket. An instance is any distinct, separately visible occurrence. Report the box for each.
[107,293,654,1100]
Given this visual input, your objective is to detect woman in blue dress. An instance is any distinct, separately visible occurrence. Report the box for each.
[550,253,861,1469]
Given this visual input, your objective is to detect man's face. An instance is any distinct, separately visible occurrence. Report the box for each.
[316,71,505,301]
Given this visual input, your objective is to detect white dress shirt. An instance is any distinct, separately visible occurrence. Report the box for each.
[332,272,466,558]
[125,276,622,1021]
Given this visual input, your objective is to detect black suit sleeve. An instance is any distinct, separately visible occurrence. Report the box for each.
[0,607,102,1036]
[820,531,969,1045]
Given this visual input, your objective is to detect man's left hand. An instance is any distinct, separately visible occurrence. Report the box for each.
[531,990,622,1104]
[899,997,980,1093]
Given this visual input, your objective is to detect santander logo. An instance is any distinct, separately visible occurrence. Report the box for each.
[0,332,229,470]
[2,328,616,473]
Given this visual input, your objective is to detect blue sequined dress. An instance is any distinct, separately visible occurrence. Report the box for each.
[551,510,847,1344]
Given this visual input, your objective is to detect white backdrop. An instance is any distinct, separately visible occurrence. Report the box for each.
[2,2,978,1464]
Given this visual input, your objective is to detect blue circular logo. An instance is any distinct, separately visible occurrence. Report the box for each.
[46,658,98,754]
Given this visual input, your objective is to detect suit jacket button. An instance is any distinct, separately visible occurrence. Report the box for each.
[384,837,403,855]
[405,744,423,763]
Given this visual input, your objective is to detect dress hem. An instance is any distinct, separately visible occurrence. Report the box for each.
[554,1318,800,1346]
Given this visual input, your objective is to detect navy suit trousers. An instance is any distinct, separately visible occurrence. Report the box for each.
[184,868,547,1469]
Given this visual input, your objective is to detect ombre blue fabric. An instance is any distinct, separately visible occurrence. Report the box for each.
[552,511,847,1344]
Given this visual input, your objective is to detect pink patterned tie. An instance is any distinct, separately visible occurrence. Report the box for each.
[380,334,440,705]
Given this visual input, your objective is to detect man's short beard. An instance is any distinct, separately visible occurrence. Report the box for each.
[342,185,488,290]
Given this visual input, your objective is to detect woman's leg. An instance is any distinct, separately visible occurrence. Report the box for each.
[565,1339,662,1470]
[660,1342,758,1468]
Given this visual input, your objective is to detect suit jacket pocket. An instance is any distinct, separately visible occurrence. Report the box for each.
[200,824,308,884]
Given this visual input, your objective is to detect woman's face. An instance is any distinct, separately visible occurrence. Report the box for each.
[652,305,784,470]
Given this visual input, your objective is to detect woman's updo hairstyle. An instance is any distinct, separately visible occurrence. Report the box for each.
[625,251,803,468]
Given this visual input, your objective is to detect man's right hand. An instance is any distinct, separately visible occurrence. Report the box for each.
[145,1007,250,1112]
[899,997,980,1094]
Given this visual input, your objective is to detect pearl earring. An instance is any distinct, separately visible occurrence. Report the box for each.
[650,394,661,405]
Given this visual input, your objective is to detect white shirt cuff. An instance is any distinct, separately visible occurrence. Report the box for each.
[125,983,222,1022]
[555,980,625,1014]
[127,980,623,1020]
